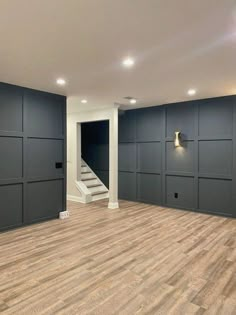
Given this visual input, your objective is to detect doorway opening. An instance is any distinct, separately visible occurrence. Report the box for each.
[79,120,109,202]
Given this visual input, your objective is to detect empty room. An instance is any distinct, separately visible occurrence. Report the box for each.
[0,1,236,314]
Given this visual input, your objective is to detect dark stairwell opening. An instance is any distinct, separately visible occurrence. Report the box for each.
[81,120,109,189]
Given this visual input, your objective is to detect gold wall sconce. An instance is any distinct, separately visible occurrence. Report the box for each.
[174,131,181,147]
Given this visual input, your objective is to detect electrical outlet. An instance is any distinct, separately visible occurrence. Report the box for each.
[59,211,69,219]
[174,193,178,199]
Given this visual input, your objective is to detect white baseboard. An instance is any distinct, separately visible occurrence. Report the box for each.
[108,201,119,209]
[67,194,86,203]
[59,210,70,219]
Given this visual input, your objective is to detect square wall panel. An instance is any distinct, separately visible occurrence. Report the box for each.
[137,142,161,173]
[27,180,63,222]
[0,184,23,229]
[166,141,194,173]
[166,102,194,139]
[199,140,232,176]
[119,110,136,143]
[119,143,136,172]
[199,178,232,215]
[0,84,23,132]
[137,173,161,204]
[28,138,63,178]
[166,176,194,209]
[119,172,136,201]
[199,98,233,137]
[136,107,163,142]
[0,137,23,179]
[25,90,64,137]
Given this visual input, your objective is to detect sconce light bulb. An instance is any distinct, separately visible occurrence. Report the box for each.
[174,131,181,147]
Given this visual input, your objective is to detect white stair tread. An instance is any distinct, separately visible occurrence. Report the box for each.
[87,184,102,188]
[82,177,97,181]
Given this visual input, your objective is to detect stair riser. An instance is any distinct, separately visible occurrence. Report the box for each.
[91,193,109,201]
[81,173,95,180]
[81,166,89,173]
[88,186,107,193]
[83,179,99,186]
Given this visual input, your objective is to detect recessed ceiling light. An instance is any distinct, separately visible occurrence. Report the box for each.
[81,99,87,104]
[122,57,135,67]
[56,78,66,85]
[130,98,137,104]
[188,89,196,96]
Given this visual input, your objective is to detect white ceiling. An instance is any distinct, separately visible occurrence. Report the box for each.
[0,0,236,112]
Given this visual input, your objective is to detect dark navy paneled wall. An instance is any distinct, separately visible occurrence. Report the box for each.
[82,95,236,218]
[0,82,66,231]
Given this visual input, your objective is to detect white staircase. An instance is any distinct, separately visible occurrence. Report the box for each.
[75,159,109,203]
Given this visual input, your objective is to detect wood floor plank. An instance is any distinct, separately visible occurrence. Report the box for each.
[0,200,235,314]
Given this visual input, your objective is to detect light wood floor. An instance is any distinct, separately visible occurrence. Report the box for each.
[0,200,236,315]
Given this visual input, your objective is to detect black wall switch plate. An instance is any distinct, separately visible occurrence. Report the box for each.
[55,162,63,169]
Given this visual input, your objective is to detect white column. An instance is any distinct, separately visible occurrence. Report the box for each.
[108,108,119,209]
